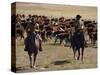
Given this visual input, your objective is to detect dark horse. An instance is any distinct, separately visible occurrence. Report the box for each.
[24,32,42,68]
[71,30,85,61]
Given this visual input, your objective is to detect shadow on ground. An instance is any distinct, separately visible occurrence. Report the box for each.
[51,59,71,65]
[47,43,61,46]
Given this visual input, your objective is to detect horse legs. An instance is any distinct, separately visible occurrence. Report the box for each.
[20,32,24,39]
[33,52,38,68]
[54,36,58,44]
[28,52,33,68]
[73,47,77,60]
[29,55,32,68]
[46,32,49,40]
[60,39,63,45]
[81,47,84,61]
[77,48,80,60]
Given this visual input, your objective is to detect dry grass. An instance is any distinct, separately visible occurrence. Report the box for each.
[15,2,97,20]
[15,38,97,73]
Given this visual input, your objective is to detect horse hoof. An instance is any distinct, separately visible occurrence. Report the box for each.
[30,66,32,68]
[74,57,77,60]
[33,66,36,69]
[39,49,43,52]
[77,57,80,60]
[74,56,77,60]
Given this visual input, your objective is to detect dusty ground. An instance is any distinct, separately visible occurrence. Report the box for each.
[16,38,97,73]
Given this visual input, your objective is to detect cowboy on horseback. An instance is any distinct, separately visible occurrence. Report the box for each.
[24,18,35,51]
[71,14,85,61]
[24,19,43,68]
[24,19,43,52]
[74,14,85,42]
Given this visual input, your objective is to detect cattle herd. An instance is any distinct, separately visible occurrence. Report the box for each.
[11,14,97,45]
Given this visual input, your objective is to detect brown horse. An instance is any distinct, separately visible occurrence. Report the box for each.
[24,32,42,68]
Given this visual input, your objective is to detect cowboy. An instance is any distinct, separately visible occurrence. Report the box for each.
[24,21,43,52]
[74,14,85,47]
[24,19,35,51]
[74,14,84,33]
[34,22,43,51]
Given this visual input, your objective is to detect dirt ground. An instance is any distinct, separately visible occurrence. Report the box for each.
[16,38,97,73]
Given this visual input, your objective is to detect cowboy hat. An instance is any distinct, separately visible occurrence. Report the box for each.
[76,14,81,18]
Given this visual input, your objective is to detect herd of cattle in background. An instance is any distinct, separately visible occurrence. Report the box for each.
[12,14,97,46]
